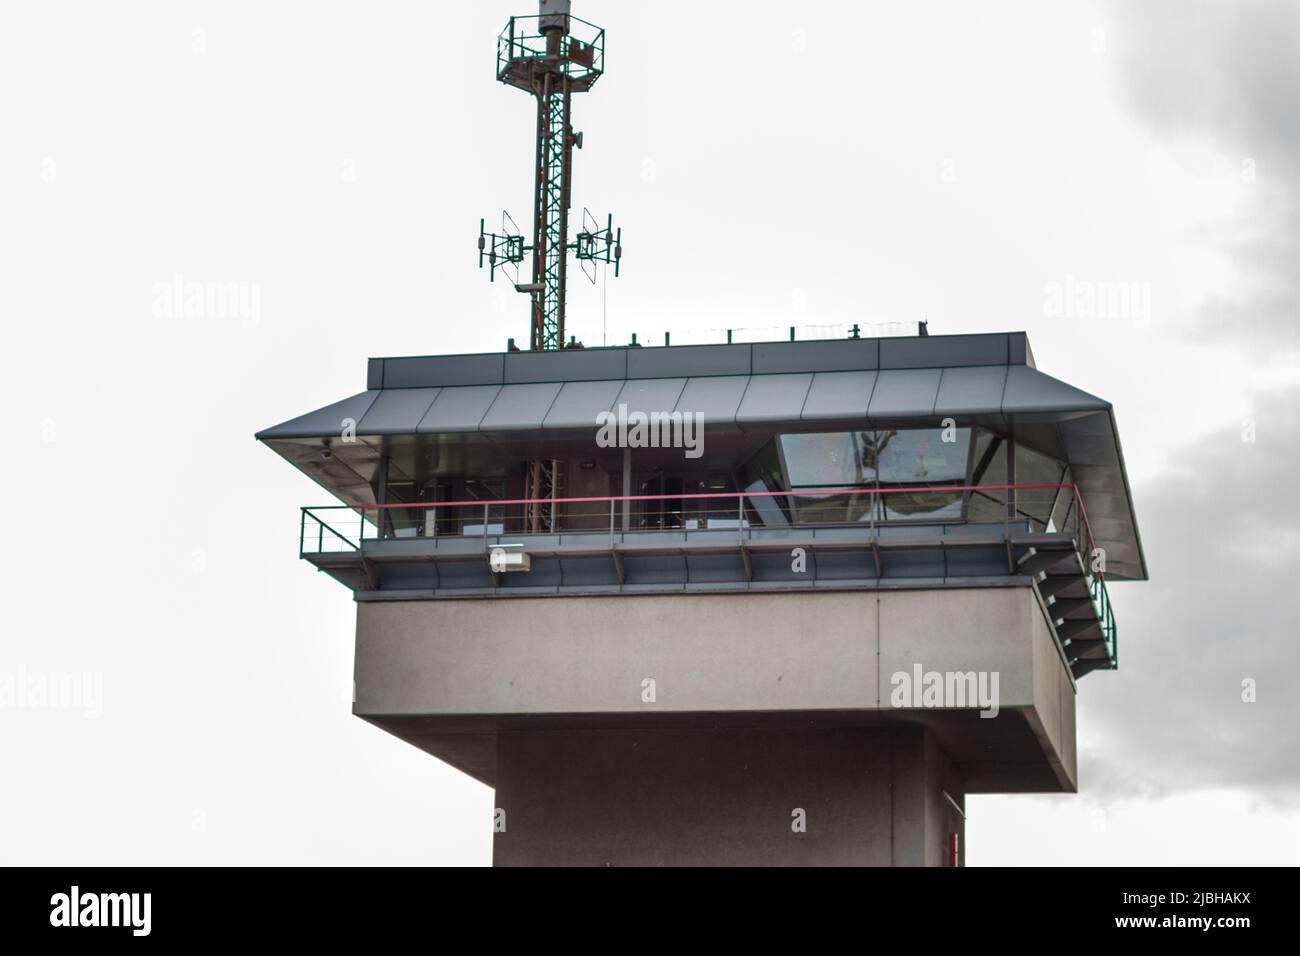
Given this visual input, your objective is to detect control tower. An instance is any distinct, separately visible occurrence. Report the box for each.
[256,3,1145,865]
[257,332,1146,865]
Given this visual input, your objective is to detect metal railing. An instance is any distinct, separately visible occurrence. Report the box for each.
[1091,574,1118,669]
[497,14,605,84]
[301,482,1097,560]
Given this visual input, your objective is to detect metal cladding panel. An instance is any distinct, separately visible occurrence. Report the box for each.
[498,557,563,588]
[751,339,880,373]
[867,369,942,419]
[736,373,814,424]
[1103,557,1142,581]
[1023,337,1037,369]
[800,370,878,422]
[1089,512,1142,547]
[543,379,626,429]
[622,554,688,585]
[505,348,628,384]
[1008,333,1034,368]
[1058,408,1115,436]
[264,441,378,508]
[356,388,441,435]
[1081,492,1136,524]
[627,343,752,379]
[363,333,1043,390]
[615,378,687,416]
[255,391,380,440]
[1070,464,1128,494]
[933,366,1009,416]
[378,353,504,389]
[1002,366,1110,415]
[1061,433,1121,467]
[880,333,1010,369]
[1060,412,1121,465]
[480,382,563,430]
[558,556,620,587]
[675,375,750,425]
[416,385,503,433]
[685,552,748,583]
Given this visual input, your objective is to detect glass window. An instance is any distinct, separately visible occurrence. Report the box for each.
[636,474,685,529]
[874,428,970,520]
[1014,443,1067,532]
[967,428,1009,523]
[1048,466,1076,536]
[384,479,419,538]
[780,432,875,487]
[437,477,504,536]
[874,428,970,484]
[790,490,878,524]
[737,440,790,526]
[381,465,507,538]
[778,432,877,522]
[748,427,982,525]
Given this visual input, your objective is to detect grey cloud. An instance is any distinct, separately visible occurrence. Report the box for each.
[1079,382,1300,804]
[1078,0,1300,804]
[1106,0,1300,353]
[1109,0,1300,160]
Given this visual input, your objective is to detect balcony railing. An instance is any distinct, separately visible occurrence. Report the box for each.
[302,482,1093,555]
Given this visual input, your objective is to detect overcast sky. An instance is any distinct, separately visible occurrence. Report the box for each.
[1,0,1296,865]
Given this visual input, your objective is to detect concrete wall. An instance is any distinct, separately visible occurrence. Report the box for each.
[492,725,963,866]
[1028,595,1078,787]
[356,590,879,714]
[355,588,1063,714]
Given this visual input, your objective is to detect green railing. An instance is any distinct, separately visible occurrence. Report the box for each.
[1090,574,1119,670]
[299,507,365,555]
[497,14,605,85]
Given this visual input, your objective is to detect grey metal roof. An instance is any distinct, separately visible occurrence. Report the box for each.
[934,366,1009,416]
[257,366,1103,439]
[542,379,625,429]
[260,390,379,440]
[736,373,813,424]
[867,368,944,419]
[479,381,562,431]
[614,377,686,417]
[674,375,750,426]
[356,387,440,435]
[1001,365,1110,415]
[800,370,877,421]
[417,384,500,433]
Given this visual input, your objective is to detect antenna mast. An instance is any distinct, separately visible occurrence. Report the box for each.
[478,0,622,352]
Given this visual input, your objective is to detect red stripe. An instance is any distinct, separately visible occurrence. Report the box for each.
[346,482,1075,510]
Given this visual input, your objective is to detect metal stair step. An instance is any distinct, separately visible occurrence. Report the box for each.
[1047,597,1097,620]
